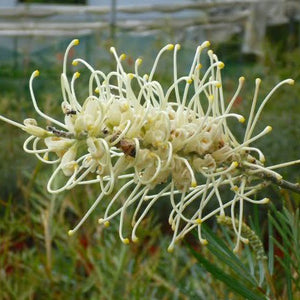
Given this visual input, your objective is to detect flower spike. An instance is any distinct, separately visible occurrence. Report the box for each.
[0,39,299,253]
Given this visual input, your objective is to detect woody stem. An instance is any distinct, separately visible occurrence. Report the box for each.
[257,172,300,194]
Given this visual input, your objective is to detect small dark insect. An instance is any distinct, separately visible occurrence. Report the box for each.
[47,126,74,138]
[119,139,136,157]
[110,133,136,157]
[102,128,109,135]
[65,109,77,115]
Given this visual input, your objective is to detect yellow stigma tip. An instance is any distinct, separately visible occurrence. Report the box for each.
[136,58,142,65]
[186,78,193,84]
[75,72,80,78]
[132,237,139,243]
[191,181,197,188]
[104,221,110,228]
[175,44,181,50]
[201,239,208,246]
[232,161,239,168]
[195,218,202,224]
[288,79,295,85]
[95,87,99,93]
[33,70,40,77]
[215,82,222,88]
[231,185,239,192]
[266,126,272,132]
[218,62,225,69]
[128,73,134,79]
[68,230,74,236]
[208,95,214,101]
[72,60,78,66]
[167,246,174,253]
[202,41,211,48]
[123,238,130,245]
[120,53,126,60]
[73,39,79,46]
[167,44,174,50]
[239,116,245,123]
[239,76,245,82]
[197,63,202,70]
[264,198,270,203]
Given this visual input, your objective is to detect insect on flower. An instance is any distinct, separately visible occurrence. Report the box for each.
[0,39,299,253]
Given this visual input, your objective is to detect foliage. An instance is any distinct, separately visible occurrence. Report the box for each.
[0,165,216,300]
[189,198,300,299]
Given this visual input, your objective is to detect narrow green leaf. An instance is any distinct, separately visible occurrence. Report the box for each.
[189,246,266,300]
[268,213,274,275]
[268,214,292,249]
[202,225,253,277]
[252,204,261,238]
[206,242,257,287]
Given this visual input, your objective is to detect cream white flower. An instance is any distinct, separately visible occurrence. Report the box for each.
[1,39,299,253]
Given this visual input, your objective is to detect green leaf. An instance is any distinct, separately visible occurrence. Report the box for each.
[267,213,274,275]
[268,214,292,249]
[202,225,258,286]
[189,246,266,300]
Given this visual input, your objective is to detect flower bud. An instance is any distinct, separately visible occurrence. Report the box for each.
[23,118,48,137]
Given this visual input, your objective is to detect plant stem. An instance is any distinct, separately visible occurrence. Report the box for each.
[257,172,300,194]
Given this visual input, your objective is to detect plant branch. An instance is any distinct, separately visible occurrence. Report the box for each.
[257,172,300,194]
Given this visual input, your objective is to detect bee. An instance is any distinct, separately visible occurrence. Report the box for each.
[110,132,136,157]
[119,139,136,157]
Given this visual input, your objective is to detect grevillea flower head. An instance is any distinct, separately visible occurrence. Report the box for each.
[1,39,299,253]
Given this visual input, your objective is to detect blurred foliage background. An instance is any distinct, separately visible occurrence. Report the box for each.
[0,6,300,299]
